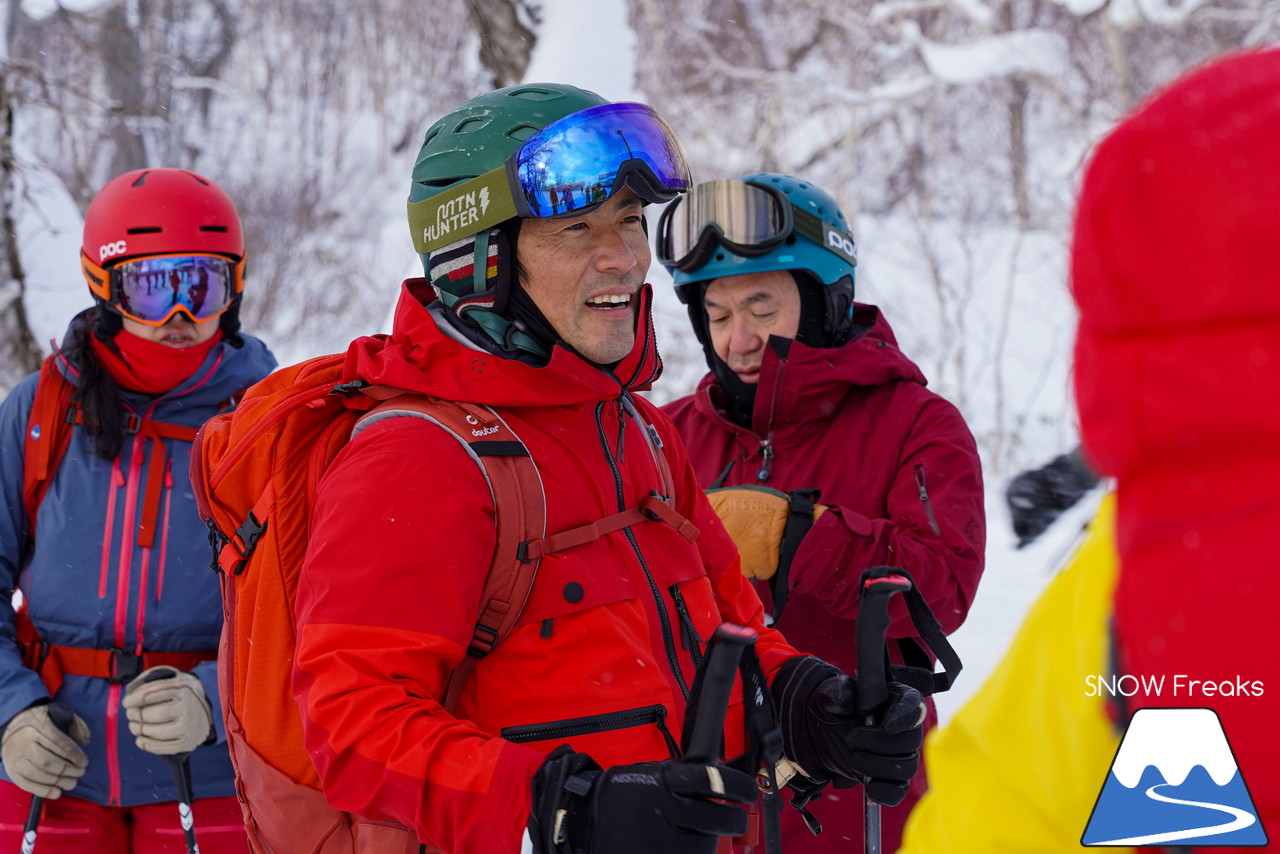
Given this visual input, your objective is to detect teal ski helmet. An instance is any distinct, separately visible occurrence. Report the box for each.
[657,172,858,345]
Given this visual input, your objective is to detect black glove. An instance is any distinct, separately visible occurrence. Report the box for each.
[772,656,924,807]
[529,746,757,854]
[1006,447,1100,547]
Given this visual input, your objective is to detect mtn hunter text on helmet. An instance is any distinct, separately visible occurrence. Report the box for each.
[424,188,492,247]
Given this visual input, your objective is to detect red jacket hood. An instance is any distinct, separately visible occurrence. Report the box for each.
[691,302,927,436]
[1072,49,1280,481]
[1070,49,1280,793]
[344,278,663,406]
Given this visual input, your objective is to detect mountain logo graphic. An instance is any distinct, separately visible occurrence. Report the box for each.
[1082,707,1269,847]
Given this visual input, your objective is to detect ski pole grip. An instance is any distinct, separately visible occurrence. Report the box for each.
[23,702,78,848]
[684,623,756,764]
[45,701,76,734]
[137,667,193,766]
[855,568,913,719]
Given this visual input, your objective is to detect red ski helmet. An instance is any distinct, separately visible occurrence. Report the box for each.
[80,168,246,306]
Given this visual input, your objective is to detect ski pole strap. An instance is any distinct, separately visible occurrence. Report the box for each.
[732,643,784,854]
[769,488,820,621]
[856,566,961,702]
[681,623,757,763]
[681,625,786,854]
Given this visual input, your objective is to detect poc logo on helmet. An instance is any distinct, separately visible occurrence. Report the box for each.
[825,229,858,265]
[99,240,128,263]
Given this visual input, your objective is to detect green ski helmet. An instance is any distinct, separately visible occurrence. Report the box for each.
[657,172,858,345]
[406,83,690,356]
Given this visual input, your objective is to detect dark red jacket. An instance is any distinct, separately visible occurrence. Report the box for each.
[293,281,799,854]
[663,303,985,852]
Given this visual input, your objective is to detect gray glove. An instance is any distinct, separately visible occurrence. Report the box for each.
[122,666,214,755]
[1,702,91,798]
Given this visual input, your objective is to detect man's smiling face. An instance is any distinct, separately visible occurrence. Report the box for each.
[516,188,650,365]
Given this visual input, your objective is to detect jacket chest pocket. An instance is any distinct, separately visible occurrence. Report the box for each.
[501,704,680,759]
[516,546,640,626]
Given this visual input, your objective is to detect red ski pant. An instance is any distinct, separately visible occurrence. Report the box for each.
[0,781,248,853]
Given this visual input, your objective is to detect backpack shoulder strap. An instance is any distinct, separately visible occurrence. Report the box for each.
[354,396,546,714]
[352,394,699,714]
[22,355,78,543]
[622,391,677,498]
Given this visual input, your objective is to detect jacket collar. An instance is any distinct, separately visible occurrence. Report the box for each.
[53,313,275,409]
[346,278,663,407]
[693,303,926,436]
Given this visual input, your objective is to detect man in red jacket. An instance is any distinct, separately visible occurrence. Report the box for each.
[657,172,985,852]
[291,86,928,854]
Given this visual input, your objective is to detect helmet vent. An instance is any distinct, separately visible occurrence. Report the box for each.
[131,172,150,187]
[200,225,228,232]
[127,226,162,234]
[508,87,560,102]
[455,117,491,134]
[509,124,539,142]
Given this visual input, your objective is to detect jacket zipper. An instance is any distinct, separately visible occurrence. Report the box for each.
[99,460,124,598]
[107,430,147,806]
[753,353,786,483]
[756,439,774,483]
[914,464,942,535]
[596,400,690,700]
[155,461,173,601]
[669,584,704,670]
[501,704,680,757]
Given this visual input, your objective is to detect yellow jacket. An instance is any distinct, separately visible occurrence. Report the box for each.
[900,495,1132,853]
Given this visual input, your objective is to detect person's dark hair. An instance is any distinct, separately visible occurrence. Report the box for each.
[218,294,244,346]
[63,307,129,460]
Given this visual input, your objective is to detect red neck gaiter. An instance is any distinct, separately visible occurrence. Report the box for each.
[90,329,222,394]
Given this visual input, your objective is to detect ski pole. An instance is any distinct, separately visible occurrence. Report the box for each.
[138,669,200,854]
[683,624,787,854]
[20,702,76,854]
[855,567,913,854]
[683,623,757,763]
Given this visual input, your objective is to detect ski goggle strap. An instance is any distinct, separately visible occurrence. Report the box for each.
[408,102,691,254]
[656,178,858,273]
[101,254,238,326]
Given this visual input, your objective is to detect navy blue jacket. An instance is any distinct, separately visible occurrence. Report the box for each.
[0,321,274,806]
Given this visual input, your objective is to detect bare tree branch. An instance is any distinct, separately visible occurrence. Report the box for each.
[467,0,538,88]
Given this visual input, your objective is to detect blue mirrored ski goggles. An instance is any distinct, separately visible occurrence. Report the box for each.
[112,254,236,326]
[410,102,692,254]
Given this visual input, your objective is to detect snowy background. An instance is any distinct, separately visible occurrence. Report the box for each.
[3,0,1272,721]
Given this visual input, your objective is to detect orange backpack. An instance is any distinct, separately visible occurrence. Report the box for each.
[21,356,78,543]
[191,350,695,854]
